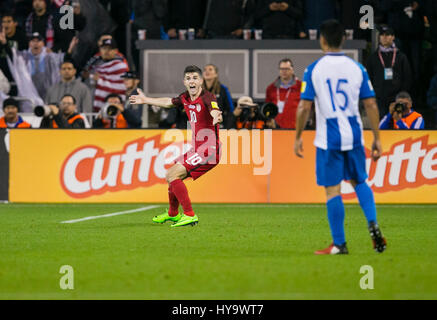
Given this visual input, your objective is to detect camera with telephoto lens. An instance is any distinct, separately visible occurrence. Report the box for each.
[393,102,407,114]
[260,102,278,120]
[34,104,57,117]
[102,103,119,118]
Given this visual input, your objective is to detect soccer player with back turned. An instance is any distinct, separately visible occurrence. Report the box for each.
[129,65,223,227]
[294,20,387,254]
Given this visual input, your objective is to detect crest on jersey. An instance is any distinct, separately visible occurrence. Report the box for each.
[188,104,196,109]
[211,101,219,110]
[196,104,201,112]
[301,81,307,93]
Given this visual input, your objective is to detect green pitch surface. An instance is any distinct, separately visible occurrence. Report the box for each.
[0,203,436,300]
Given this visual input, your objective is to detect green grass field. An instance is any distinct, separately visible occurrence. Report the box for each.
[0,203,436,300]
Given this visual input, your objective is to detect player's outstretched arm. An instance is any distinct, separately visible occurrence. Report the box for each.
[294,99,313,158]
[363,97,382,161]
[129,89,174,108]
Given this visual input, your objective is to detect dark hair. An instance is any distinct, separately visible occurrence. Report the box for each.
[60,94,76,104]
[320,19,345,49]
[3,98,19,110]
[61,60,76,68]
[279,58,293,67]
[395,91,412,101]
[1,12,16,21]
[203,64,221,95]
[184,65,203,77]
[105,93,123,103]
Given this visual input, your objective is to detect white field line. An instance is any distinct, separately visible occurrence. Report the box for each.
[60,205,160,224]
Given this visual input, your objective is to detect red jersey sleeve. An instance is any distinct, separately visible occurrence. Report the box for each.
[171,94,183,107]
[201,91,220,112]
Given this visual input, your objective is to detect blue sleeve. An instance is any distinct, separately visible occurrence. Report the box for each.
[359,64,376,99]
[396,119,409,129]
[410,116,425,129]
[222,84,234,112]
[379,113,392,129]
[300,61,317,101]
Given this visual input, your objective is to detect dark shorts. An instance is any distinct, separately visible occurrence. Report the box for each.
[176,145,221,181]
[316,146,368,187]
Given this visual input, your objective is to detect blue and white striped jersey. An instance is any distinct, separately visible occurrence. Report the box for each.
[301,53,375,151]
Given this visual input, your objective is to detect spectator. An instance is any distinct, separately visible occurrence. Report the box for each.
[366,25,412,116]
[202,0,258,39]
[231,96,277,129]
[0,98,31,128]
[303,0,339,35]
[426,72,437,128]
[21,32,63,99]
[255,0,303,39]
[0,13,29,96]
[121,71,143,126]
[92,93,141,128]
[25,0,55,49]
[81,34,127,82]
[202,64,234,128]
[52,0,87,53]
[165,0,207,39]
[91,38,129,111]
[45,60,93,113]
[379,91,424,129]
[40,94,85,128]
[129,0,167,69]
[265,58,302,129]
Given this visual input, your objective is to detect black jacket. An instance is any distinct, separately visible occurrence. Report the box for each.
[130,0,167,39]
[165,0,206,31]
[0,27,29,85]
[366,48,412,114]
[40,112,85,128]
[255,0,303,39]
[204,0,258,38]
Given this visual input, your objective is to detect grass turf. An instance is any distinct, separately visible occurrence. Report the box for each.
[0,203,436,300]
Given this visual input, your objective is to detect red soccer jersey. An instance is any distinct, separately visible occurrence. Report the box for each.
[171,89,220,152]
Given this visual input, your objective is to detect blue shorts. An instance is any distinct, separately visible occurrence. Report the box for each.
[316,146,368,187]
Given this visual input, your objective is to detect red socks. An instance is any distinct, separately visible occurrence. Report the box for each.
[168,185,179,217]
[169,179,194,216]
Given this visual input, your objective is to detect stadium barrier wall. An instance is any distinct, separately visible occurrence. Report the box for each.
[0,129,9,201]
[8,129,437,203]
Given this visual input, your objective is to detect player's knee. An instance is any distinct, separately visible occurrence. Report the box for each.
[325,184,341,200]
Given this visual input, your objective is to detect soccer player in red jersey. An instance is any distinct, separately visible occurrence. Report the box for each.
[129,65,223,227]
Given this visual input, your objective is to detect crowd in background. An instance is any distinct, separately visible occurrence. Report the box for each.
[0,0,437,129]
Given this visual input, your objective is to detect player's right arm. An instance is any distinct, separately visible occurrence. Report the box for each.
[362,97,382,161]
[129,89,174,108]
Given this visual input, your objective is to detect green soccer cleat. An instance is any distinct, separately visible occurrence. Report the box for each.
[152,209,181,224]
[170,214,199,227]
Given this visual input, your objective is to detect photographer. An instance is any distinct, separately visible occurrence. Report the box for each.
[379,91,424,129]
[0,98,31,128]
[231,96,278,129]
[92,93,141,128]
[39,94,85,128]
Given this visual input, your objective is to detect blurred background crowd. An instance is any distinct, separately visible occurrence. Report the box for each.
[1,0,437,130]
